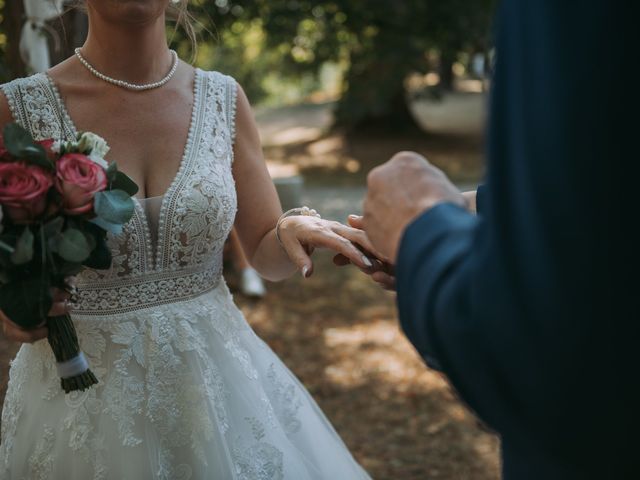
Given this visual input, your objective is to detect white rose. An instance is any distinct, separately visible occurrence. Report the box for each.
[88,152,109,170]
[77,132,110,158]
[50,140,62,154]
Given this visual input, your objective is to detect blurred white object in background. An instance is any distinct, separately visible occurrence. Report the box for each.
[20,0,64,73]
[240,268,267,298]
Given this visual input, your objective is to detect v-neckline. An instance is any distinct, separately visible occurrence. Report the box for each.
[42,68,203,271]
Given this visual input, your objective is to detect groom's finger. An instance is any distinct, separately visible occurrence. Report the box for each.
[372,271,397,291]
[308,229,374,270]
[347,215,364,229]
[333,253,351,267]
[331,223,385,262]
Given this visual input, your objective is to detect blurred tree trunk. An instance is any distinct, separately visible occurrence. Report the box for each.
[439,49,456,92]
[331,0,426,134]
[2,0,27,79]
[333,42,422,134]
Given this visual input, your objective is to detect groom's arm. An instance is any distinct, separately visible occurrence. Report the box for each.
[367,0,631,464]
[395,204,477,372]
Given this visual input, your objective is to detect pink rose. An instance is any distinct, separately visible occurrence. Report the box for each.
[55,153,107,215]
[0,162,54,224]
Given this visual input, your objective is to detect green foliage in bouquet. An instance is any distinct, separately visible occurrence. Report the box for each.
[0,123,138,393]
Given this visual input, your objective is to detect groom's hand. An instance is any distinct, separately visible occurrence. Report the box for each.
[333,215,397,290]
[363,152,466,261]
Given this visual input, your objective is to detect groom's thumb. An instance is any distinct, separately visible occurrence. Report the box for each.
[348,214,364,230]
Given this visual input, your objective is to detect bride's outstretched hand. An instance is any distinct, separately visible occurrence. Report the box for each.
[276,215,380,278]
[333,215,397,291]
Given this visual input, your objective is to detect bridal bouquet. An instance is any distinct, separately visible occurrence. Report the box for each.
[0,123,138,393]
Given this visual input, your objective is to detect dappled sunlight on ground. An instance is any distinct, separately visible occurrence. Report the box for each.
[323,318,439,391]
[260,92,487,185]
[232,251,500,480]
[267,126,324,146]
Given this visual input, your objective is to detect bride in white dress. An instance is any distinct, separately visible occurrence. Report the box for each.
[0,1,376,478]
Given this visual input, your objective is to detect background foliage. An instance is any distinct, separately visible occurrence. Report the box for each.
[182,0,496,130]
[1,0,496,132]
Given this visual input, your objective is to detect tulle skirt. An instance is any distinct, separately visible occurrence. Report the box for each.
[0,283,370,479]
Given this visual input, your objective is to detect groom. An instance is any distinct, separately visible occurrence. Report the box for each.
[361,1,635,479]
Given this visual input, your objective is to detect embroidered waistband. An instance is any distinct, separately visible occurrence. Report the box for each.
[71,265,222,316]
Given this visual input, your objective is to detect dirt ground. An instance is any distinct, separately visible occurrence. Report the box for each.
[227,255,500,480]
[0,90,500,479]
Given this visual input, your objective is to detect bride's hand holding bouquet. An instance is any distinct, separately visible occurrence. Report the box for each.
[0,123,138,393]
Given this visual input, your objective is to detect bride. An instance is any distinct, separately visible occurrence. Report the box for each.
[0,1,376,478]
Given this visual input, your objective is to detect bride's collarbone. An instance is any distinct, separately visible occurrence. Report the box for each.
[68,97,193,199]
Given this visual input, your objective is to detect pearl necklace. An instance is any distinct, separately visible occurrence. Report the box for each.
[74,48,179,91]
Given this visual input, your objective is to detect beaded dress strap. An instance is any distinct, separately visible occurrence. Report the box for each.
[1,73,75,141]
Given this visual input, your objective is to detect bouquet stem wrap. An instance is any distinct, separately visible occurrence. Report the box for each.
[47,314,97,393]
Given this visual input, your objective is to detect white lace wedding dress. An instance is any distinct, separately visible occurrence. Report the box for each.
[0,70,371,479]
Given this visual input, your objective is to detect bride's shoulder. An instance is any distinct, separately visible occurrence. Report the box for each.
[197,69,239,89]
[0,73,48,128]
[1,72,47,92]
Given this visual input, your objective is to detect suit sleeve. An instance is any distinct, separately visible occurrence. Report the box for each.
[394,0,629,460]
[475,185,486,214]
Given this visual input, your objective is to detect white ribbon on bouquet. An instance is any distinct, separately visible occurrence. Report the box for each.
[56,351,90,379]
[19,0,65,73]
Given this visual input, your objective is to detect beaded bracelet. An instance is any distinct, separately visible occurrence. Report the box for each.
[275,207,322,246]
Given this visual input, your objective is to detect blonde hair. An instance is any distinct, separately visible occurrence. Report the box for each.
[166,0,198,60]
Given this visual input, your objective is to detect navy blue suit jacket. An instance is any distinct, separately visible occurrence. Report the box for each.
[396,2,635,478]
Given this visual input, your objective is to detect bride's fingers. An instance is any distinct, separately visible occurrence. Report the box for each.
[48,288,72,316]
[9,324,48,343]
[334,254,387,274]
[1,312,48,344]
[306,229,373,270]
[330,223,387,263]
[48,300,71,317]
[51,288,70,302]
[280,234,314,278]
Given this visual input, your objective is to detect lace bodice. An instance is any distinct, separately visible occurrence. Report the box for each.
[1,70,238,315]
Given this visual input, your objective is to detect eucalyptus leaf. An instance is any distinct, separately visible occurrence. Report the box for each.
[58,228,91,263]
[48,233,61,254]
[21,144,51,169]
[56,262,84,277]
[43,217,64,237]
[110,171,139,196]
[0,239,14,254]
[3,123,34,157]
[94,190,135,225]
[89,216,124,235]
[11,228,34,265]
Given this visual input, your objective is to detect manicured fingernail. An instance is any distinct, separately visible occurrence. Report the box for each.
[302,266,309,278]
[348,215,358,219]
[362,255,373,268]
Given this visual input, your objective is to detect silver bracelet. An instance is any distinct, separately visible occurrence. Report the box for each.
[275,207,322,246]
